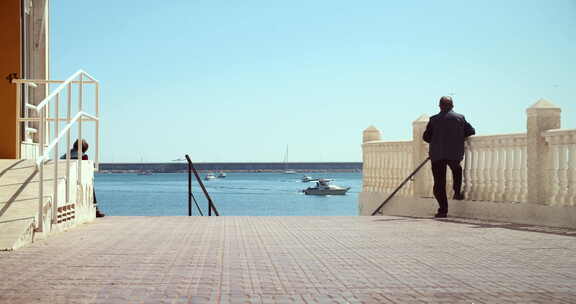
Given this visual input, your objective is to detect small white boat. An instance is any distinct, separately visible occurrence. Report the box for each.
[284,169,297,174]
[204,173,216,180]
[217,171,227,178]
[303,179,350,195]
[301,175,316,182]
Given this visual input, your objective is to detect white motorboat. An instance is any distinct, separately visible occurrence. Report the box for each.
[303,179,350,195]
[217,171,227,178]
[204,173,216,180]
[301,175,316,182]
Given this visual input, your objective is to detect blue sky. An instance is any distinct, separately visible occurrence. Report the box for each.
[50,1,576,162]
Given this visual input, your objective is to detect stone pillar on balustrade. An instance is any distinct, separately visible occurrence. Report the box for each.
[526,99,561,204]
[362,126,382,193]
[363,125,381,144]
[412,115,429,197]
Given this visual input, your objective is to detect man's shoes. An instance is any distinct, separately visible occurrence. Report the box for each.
[96,209,106,218]
[434,213,447,218]
[453,192,465,200]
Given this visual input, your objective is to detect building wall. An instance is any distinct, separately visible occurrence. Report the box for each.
[0,0,21,158]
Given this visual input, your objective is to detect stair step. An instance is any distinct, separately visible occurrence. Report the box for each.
[0,218,35,251]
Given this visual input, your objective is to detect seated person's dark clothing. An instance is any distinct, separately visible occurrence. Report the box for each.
[60,150,88,160]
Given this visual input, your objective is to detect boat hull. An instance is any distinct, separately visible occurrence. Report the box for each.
[303,188,350,195]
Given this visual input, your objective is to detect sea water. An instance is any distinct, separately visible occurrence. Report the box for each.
[95,172,362,216]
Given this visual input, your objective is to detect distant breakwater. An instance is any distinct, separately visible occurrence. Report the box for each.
[99,162,362,173]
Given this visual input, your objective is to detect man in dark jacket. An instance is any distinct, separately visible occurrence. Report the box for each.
[423,96,475,218]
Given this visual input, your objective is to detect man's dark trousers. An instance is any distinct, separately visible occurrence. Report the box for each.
[431,159,462,215]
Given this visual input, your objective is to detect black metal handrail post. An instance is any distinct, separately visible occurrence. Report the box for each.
[185,154,220,216]
[187,158,204,216]
[371,157,430,216]
[188,165,192,216]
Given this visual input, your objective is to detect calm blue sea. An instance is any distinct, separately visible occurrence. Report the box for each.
[95,172,362,216]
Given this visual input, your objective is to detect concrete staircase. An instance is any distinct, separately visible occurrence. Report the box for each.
[0,159,96,250]
[0,160,40,250]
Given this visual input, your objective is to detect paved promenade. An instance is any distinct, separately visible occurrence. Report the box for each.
[0,216,575,304]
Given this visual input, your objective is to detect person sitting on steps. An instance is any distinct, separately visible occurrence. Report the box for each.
[61,139,105,218]
[423,96,475,218]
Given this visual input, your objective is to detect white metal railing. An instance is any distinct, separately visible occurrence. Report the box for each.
[12,70,100,232]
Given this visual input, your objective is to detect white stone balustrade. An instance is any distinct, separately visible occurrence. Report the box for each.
[543,129,576,207]
[362,140,413,196]
[464,134,527,203]
[362,99,575,209]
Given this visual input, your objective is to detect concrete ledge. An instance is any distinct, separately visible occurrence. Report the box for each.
[359,191,576,229]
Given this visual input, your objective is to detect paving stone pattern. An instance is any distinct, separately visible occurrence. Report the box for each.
[0,216,575,304]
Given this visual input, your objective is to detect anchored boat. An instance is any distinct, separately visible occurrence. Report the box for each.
[303,179,350,195]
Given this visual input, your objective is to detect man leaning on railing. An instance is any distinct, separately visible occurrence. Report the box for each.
[61,140,105,218]
[423,96,475,218]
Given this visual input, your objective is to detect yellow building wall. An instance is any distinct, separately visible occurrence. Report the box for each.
[0,0,21,158]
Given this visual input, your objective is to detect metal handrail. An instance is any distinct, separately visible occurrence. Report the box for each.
[371,157,430,216]
[185,155,220,216]
[36,112,98,167]
[22,69,98,111]
[12,70,100,232]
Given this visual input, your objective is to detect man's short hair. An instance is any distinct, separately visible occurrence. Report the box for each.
[439,96,454,111]
[73,139,89,152]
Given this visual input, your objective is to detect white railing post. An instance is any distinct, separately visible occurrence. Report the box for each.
[78,75,83,186]
[37,106,45,232]
[52,93,60,224]
[15,83,22,158]
[526,99,561,204]
[66,84,72,203]
[95,82,100,171]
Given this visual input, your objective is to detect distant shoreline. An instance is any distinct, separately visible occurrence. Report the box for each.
[98,162,362,174]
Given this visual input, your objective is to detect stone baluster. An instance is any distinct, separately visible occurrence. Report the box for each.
[511,143,522,202]
[363,145,370,191]
[482,145,492,201]
[466,144,477,200]
[381,146,388,192]
[519,146,528,203]
[527,99,561,204]
[478,146,488,201]
[557,137,569,206]
[364,145,371,191]
[549,143,560,205]
[496,141,507,202]
[388,146,398,192]
[412,115,429,198]
[376,145,388,192]
[503,143,514,202]
[490,142,501,201]
[372,146,378,192]
[568,141,576,206]
[402,146,412,196]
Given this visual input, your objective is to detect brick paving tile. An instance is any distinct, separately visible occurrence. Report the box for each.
[0,216,575,304]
